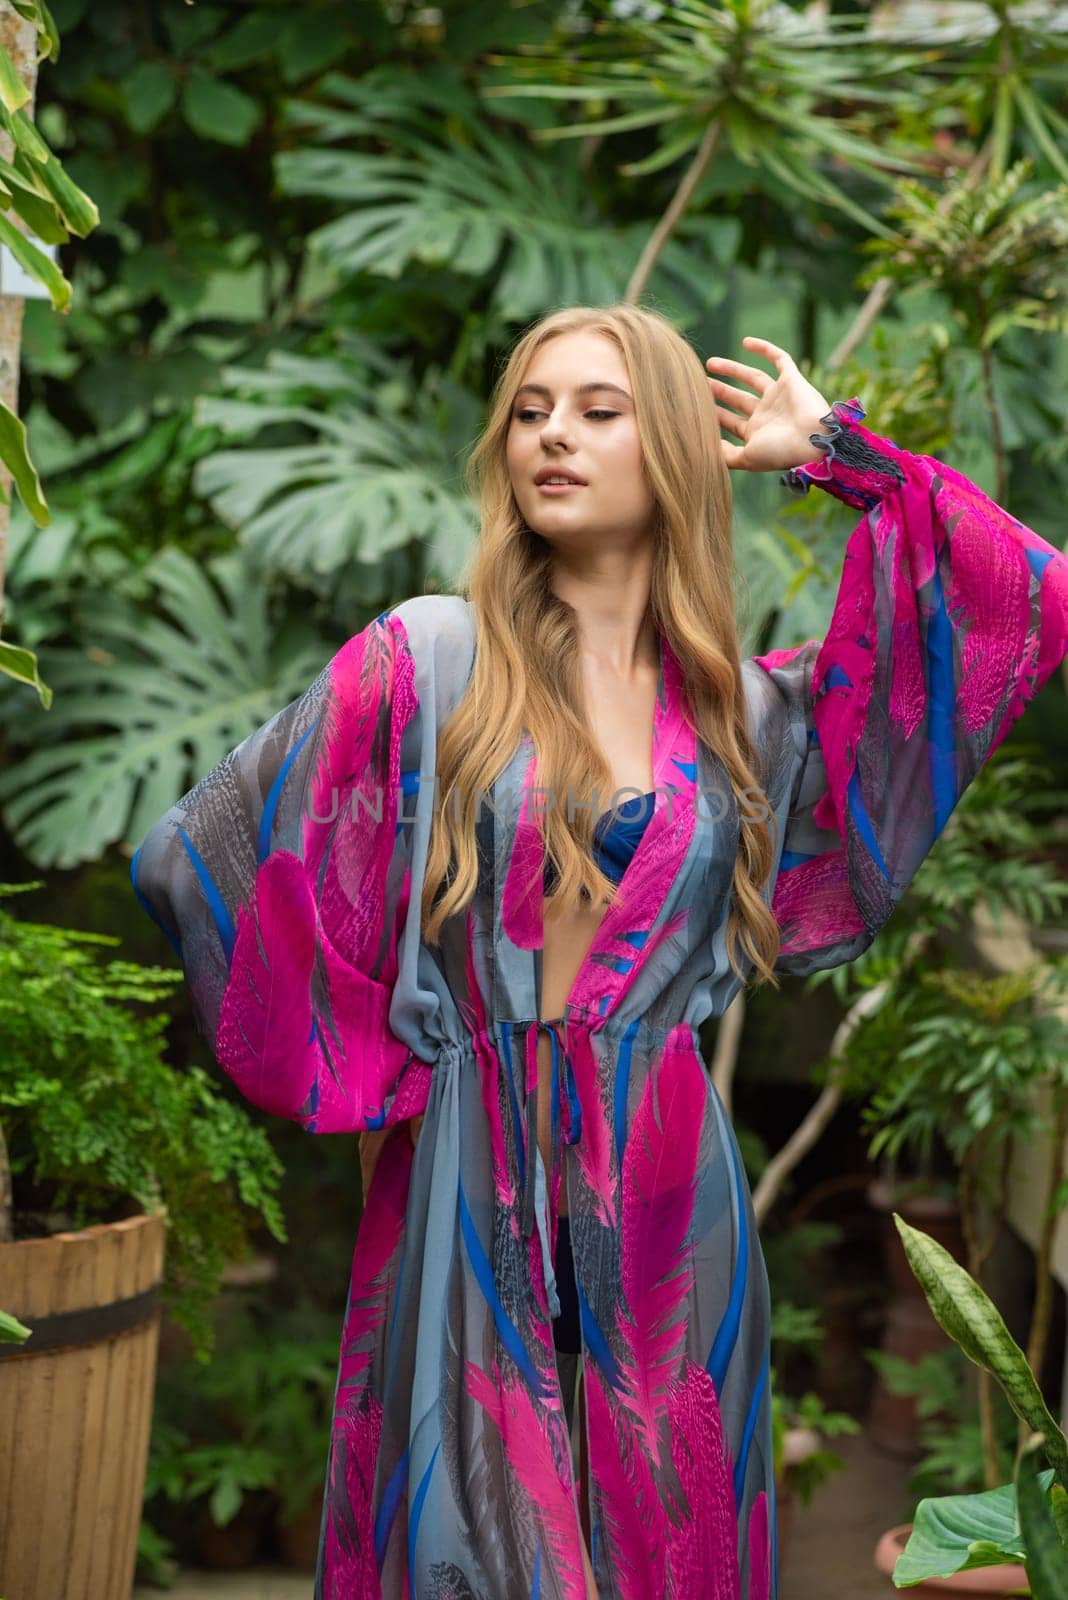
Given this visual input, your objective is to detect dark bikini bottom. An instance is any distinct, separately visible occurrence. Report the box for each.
[552,1214,582,1354]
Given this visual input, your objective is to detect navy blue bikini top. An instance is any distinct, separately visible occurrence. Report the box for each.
[543,791,657,890]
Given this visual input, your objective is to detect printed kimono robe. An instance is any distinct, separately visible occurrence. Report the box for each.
[131,400,1068,1599]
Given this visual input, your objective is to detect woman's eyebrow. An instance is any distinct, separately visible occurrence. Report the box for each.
[514,381,632,401]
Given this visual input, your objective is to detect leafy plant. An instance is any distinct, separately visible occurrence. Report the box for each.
[277,65,729,322]
[0,543,330,866]
[194,339,482,583]
[0,881,286,1359]
[888,1218,1068,1591]
[864,157,1068,499]
[145,1298,340,1532]
[868,1346,1018,1500]
[0,0,101,702]
[770,1384,860,1510]
[483,0,935,267]
[813,753,1068,1490]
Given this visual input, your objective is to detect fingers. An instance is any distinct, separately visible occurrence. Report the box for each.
[713,402,748,440]
[410,1114,424,1147]
[705,354,772,394]
[740,335,792,365]
[706,336,796,391]
[707,375,756,416]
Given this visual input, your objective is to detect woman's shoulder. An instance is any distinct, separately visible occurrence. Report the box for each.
[386,594,477,724]
[388,592,476,655]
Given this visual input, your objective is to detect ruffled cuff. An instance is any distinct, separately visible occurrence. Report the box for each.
[780,397,907,511]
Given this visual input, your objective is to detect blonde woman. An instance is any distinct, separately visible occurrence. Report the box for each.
[132,304,1068,1599]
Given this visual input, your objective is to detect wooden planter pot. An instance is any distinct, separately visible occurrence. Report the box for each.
[0,1212,165,1600]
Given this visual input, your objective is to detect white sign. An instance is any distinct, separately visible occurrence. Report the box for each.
[0,235,57,300]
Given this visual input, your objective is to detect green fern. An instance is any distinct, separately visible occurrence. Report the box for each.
[0,883,286,1361]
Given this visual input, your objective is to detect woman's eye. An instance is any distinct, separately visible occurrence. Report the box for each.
[514,408,618,422]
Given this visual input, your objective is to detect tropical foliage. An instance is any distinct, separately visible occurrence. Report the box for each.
[0,0,100,702]
[2,0,1066,872]
[0,0,1061,1576]
[892,1218,1068,1594]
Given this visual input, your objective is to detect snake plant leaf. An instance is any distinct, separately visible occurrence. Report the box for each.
[894,1216,1068,1489]
[1017,1433,1068,1599]
[0,547,330,868]
[1050,1483,1068,1554]
[0,637,51,708]
[0,1307,31,1343]
[895,1474,1052,1584]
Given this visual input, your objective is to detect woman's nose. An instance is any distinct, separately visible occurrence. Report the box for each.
[540,413,572,448]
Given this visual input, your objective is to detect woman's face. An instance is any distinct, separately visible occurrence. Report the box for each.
[505,330,658,553]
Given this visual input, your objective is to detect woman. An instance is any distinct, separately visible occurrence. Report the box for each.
[131,303,1068,1599]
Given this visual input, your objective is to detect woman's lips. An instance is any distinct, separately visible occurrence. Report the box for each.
[536,481,586,494]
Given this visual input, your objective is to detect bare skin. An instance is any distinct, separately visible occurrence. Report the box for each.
[537,650,658,1214]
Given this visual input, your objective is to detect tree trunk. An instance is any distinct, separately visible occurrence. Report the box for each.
[0,5,40,1246]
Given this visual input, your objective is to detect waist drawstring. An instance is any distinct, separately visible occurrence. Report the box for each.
[522,1020,582,1238]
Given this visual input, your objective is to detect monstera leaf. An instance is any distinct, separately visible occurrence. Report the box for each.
[0,546,330,868]
[194,344,481,584]
[276,68,724,319]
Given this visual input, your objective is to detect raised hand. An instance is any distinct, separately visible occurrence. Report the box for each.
[705,336,832,473]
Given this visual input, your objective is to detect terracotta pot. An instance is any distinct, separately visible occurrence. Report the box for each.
[194,1490,273,1569]
[874,1524,1030,1596]
[0,1212,165,1600]
[775,1479,794,1564]
[276,1495,324,1569]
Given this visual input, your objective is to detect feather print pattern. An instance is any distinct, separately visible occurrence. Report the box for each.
[664,1360,740,1597]
[129,417,1068,1596]
[464,1360,587,1600]
[617,1027,705,1463]
[584,1362,667,1598]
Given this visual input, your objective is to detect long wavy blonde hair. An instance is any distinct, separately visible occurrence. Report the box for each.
[420,303,783,990]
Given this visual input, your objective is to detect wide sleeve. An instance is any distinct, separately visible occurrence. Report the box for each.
[130,608,428,1132]
[750,397,1068,978]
